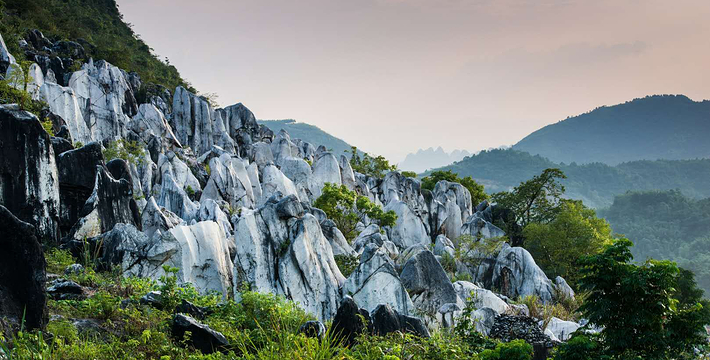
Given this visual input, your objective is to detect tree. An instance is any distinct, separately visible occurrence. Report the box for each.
[348,146,397,178]
[401,171,417,178]
[421,170,488,206]
[313,183,397,241]
[567,238,710,359]
[492,168,567,229]
[523,200,613,286]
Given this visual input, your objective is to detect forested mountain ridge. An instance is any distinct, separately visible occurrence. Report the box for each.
[514,95,710,165]
[599,190,710,293]
[431,148,710,208]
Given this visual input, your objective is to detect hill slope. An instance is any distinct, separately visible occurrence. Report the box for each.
[433,149,710,208]
[0,0,190,91]
[258,119,355,156]
[514,95,710,165]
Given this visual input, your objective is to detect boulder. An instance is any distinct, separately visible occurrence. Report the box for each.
[0,33,16,75]
[371,304,430,338]
[331,296,371,346]
[400,249,459,323]
[56,142,104,234]
[157,172,200,222]
[0,205,47,331]
[40,81,93,144]
[67,59,137,141]
[260,164,300,204]
[141,197,183,239]
[308,152,341,199]
[384,200,429,249]
[433,234,456,258]
[461,214,505,240]
[171,86,215,155]
[554,276,575,301]
[342,244,414,315]
[46,279,85,301]
[128,103,181,147]
[431,180,473,240]
[545,317,580,342]
[489,314,555,360]
[233,197,345,320]
[0,105,61,244]
[321,219,356,257]
[172,314,229,354]
[492,244,555,303]
[453,281,510,315]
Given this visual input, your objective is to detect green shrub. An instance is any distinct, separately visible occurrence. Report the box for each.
[103,139,146,165]
[479,340,533,360]
[421,170,488,206]
[401,171,417,178]
[348,146,397,178]
[334,254,359,278]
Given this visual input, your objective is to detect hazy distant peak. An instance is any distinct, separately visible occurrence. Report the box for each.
[400,147,473,173]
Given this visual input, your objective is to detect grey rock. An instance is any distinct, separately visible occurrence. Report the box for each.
[172,314,228,354]
[400,250,459,323]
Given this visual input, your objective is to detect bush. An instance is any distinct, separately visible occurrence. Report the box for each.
[103,139,146,165]
[314,183,397,241]
[348,146,397,178]
[421,170,488,206]
[479,340,533,360]
[334,254,359,278]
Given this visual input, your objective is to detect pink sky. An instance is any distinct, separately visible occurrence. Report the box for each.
[118,0,710,161]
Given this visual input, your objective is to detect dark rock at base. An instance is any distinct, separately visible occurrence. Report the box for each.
[0,205,47,331]
[140,291,164,309]
[56,142,104,235]
[175,299,208,320]
[331,296,371,346]
[47,279,86,301]
[299,321,327,341]
[172,314,229,354]
[372,304,430,338]
[51,137,74,158]
[0,105,61,244]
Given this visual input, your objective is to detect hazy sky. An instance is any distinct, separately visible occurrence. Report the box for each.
[118,0,710,162]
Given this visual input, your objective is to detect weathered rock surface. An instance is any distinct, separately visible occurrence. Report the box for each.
[331,296,371,346]
[56,142,104,234]
[492,244,555,302]
[371,304,430,338]
[0,105,61,243]
[400,249,459,322]
[233,195,345,320]
[453,281,510,315]
[342,244,414,315]
[545,317,580,342]
[0,205,47,331]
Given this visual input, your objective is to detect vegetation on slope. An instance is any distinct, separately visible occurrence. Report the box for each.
[259,120,355,156]
[599,190,710,294]
[0,0,191,91]
[514,95,710,165]
[433,148,710,208]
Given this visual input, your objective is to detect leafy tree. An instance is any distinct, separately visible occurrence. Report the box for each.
[102,139,146,165]
[401,171,417,178]
[523,201,613,286]
[492,168,567,229]
[421,170,488,206]
[313,183,397,241]
[348,146,397,178]
[570,238,710,359]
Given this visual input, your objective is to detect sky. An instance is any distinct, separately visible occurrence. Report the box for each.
[118,0,710,162]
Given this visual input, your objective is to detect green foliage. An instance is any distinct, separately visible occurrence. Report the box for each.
[45,248,75,274]
[348,146,397,178]
[0,61,47,117]
[599,190,710,294]
[421,170,488,206]
[401,171,417,178]
[553,335,608,360]
[492,168,567,230]
[524,201,613,286]
[479,340,533,360]
[313,183,397,241]
[185,185,195,198]
[574,238,710,359]
[102,139,146,165]
[0,0,192,91]
[334,254,359,278]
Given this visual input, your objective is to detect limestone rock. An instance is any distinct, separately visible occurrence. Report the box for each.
[0,105,61,243]
[342,244,414,315]
[0,205,47,331]
[384,200,429,249]
[492,244,555,303]
[400,249,459,322]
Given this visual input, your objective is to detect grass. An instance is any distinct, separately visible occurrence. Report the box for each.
[0,248,543,360]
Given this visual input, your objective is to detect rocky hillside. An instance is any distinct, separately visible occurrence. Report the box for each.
[514,95,710,165]
[399,147,472,173]
[0,27,587,359]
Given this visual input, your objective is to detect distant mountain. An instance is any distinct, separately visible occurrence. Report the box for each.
[399,147,472,173]
[258,119,354,156]
[514,95,710,165]
[431,148,710,208]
